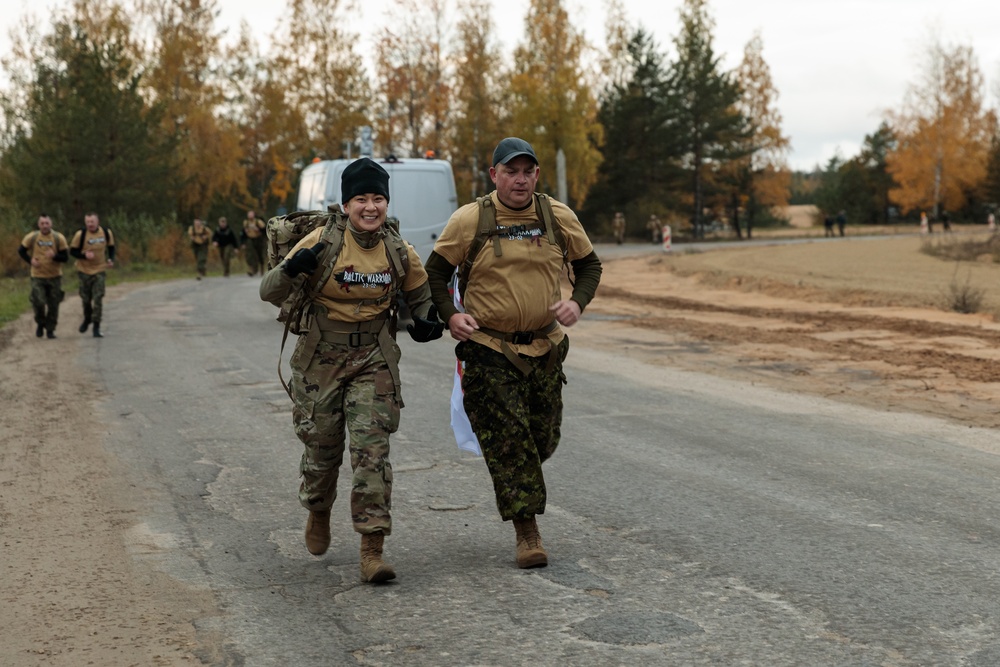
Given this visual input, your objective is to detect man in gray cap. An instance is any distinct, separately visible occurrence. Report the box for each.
[424,137,602,570]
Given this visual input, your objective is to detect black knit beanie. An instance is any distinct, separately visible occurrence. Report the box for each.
[341,157,390,204]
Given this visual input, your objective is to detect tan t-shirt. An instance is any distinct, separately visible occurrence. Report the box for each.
[288,226,428,323]
[243,218,265,239]
[71,227,115,275]
[21,230,69,279]
[189,225,212,245]
[433,192,594,357]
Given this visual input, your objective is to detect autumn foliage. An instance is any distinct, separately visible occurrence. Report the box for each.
[886,41,998,217]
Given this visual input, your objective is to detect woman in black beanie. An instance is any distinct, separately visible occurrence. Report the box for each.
[260,157,444,582]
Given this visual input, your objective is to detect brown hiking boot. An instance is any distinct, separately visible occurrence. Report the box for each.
[305,510,331,555]
[359,532,396,583]
[513,517,548,569]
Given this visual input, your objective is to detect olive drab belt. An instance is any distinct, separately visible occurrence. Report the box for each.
[477,321,559,376]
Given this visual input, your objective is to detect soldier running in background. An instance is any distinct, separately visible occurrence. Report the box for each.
[18,213,69,339]
[212,217,240,277]
[242,210,266,276]
[70,212,115,338]
[646,214,662,244]
[188,217,212,280]
[611,211,626,244]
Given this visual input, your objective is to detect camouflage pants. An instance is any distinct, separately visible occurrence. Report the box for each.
[291,338,400,535]
[30,277,63,331]
[192,243,208,276]
[246,236,265,275]
[77,271,106,323]
[457,337,569,521]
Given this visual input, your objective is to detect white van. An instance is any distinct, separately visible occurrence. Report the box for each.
[296,156,459,260]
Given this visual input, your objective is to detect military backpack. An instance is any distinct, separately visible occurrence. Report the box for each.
[264,205,410,336]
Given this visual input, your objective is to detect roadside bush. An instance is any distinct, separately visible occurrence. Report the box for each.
[148,225,191,266]
[941,264,986,314]
[103,211,167,264]
[0,209,33,278]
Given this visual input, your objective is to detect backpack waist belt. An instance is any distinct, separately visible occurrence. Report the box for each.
[299,306,404,406]
[312,309,387,346]
[477,321,559,376]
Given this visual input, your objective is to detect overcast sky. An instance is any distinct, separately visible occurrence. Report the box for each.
[3,0,999,171]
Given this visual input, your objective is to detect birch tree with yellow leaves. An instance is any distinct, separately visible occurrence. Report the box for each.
[225,23,308,215]
[373,0,450,158]
[450,0,504,201]
[144,0,244,220]
[724,31,789,238]
[886,39,997,218]
[507,0,603,207]
[274,0,371,160]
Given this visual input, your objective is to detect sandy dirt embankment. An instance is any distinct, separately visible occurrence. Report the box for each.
[575,232,1000,430]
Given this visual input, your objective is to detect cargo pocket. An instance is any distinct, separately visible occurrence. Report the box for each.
[374,369,401,434]
[291,394,318,443]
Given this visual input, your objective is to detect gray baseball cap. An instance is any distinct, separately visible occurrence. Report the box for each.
[492,137,538,167]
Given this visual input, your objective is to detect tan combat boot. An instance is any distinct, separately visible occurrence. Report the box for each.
[305,510,331,555]
[512,517,548,568]
[360,532,396,583]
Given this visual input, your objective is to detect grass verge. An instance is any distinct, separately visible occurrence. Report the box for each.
[0,264,196,327]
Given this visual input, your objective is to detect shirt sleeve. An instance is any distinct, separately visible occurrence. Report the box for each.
[432,203,478,267]
[551,199,594,261]
[401,243,429,291]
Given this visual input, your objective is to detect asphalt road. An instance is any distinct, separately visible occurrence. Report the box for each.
[79,273,1000,666]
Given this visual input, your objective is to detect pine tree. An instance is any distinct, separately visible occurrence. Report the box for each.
[665,0,746,238]
[0,12,172,223]
[586,28,680,230]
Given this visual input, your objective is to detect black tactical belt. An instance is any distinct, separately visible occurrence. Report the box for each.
[477,322,559,376]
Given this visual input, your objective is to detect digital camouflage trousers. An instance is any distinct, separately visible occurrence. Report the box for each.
[291,338,399,535]
[457,337,569,521]
[30,277,63,330]
[77,271,106,323]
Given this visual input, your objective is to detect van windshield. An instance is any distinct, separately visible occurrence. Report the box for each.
[297,170,325,211]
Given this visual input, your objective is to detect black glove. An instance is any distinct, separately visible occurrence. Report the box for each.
[407,305,444,343]
[283,242,326,277]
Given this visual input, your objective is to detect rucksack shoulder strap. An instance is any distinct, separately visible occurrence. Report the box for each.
[534,193,565,253]
[383,226,409,282]
[312,212,350,293]
[458,196,497,295]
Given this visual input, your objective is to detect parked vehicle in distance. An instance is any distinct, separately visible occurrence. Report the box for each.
[296,156,459,261]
